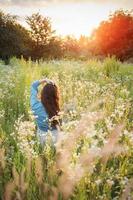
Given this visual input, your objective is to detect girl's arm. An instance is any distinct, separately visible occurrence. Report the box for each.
[30,79,53,107]
[30,80,40,107]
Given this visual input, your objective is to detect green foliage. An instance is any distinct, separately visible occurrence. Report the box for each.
[0,11,32,62]
[103,56,120,77]
[0,58,133,199]
[1,9,133,62]
[26,13,63,60]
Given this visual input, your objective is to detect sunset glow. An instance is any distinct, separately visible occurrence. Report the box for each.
[1,1,132,37]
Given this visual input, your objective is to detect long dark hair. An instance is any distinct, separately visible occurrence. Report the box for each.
[41,83,60,129]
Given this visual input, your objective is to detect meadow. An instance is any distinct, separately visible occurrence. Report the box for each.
[0,57,133,200]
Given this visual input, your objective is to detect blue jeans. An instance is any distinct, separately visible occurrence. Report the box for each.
[37,128,58,146]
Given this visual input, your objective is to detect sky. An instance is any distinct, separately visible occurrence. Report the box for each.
[0,0,133,37]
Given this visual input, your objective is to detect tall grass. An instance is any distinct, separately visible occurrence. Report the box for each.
[0,57,133,200]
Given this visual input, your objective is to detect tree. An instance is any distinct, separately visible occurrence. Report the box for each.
[44,36,64,59]
[0,11,32,63]
[26,13,56,60]
[91,10,133,61]
[63,36,81,59]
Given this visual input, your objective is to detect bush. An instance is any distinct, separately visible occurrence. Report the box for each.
[103,56,121,77]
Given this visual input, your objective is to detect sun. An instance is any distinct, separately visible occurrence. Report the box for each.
[44,2,116,38]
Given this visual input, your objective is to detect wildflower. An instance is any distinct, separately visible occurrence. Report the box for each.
[107,179,114,186]
[95,179,102,185]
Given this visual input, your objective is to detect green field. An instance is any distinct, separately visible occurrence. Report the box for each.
[0,57,133,200]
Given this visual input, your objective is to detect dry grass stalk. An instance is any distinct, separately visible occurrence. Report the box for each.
[120,178,133,200]
[100,124,124,161]
[0,138,5,170]
[78,125,126,177]
[19,169,28,199]
[55,112,103,199]
[56,111,103,169]
[4,166,19,200]
[56,123,127,199]
[49,187,58,200]
[4,166,28,200]
[34,156,44,184]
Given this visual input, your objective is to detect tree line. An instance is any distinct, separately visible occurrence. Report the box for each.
[0,9,133,63]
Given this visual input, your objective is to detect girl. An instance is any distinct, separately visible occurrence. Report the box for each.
[30,78,60,145]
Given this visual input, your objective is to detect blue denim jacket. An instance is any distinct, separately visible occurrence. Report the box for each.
[30,80,50,132]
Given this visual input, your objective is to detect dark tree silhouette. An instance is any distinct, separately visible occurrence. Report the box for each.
[26,13,57,60]
[0,11,31,63]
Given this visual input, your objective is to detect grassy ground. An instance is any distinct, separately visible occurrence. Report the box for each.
[0,57,133,200]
